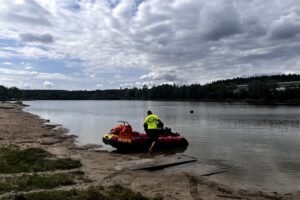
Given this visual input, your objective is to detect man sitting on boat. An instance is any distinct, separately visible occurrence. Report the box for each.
[144,110,164,153]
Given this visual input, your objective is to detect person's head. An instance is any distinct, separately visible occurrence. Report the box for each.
[147,110,152,115]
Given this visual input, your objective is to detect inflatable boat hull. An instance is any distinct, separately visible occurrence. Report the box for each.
[103,132,188,151]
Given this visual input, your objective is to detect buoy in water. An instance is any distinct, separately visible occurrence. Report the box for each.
[190,110,194,114]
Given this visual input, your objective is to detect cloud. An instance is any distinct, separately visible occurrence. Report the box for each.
[269,12,300,39]
[0,67,72,81]
[0,50,16,58]
[19,33,54,43]
[16,46,65,59]
[135,81,155,88]
[30,71,39,75]
[23,83,30,89]
[2,62,12,65]
[0,0,52,26]
[0,0,300,89]
[43,80,54,88]
[120,82,133,88]
[199,1,243,40]
[0,67,28,75]
[37,72,73,81]
[140,70,179,82]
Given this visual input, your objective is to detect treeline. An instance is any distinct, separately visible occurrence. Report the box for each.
[0,86,22,101]
[211,74,300,85]
[1,74,300,103]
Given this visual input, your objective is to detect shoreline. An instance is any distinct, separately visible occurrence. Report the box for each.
[1,102,299,200]
[20,99,300,106]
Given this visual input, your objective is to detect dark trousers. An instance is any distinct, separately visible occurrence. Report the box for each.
[146,129,160,142]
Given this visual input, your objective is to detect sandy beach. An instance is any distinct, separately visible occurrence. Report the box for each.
[0,102,299,200]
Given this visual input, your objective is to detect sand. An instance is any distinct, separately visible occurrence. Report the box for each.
[0,102,299,200]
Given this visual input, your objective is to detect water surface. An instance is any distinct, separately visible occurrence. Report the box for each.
[24,100,300,192]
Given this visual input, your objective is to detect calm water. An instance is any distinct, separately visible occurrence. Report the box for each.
[24,100,300,192]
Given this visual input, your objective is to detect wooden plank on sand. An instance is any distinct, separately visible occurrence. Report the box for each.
[115,154,197,171]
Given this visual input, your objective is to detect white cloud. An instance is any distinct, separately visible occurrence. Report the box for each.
[120,82,134,88]
[43,80,54,88]
[30,71,39,75]
[135,81,154,88]
[3,62,12,65]
[140,70,181,84]
[21,62,32,70]
[37,72,73,81]
[16,46,65,59]
[0,50,15,58]
[0,67,28,75]
[0,67,72,81]
[23,83,30,89]
[0,77,13,82]
[0,0,52,27]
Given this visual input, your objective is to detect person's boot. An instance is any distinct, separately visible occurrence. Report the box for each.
[148,141,156,155]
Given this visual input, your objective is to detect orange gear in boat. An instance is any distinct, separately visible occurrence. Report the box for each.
[110,124,132,135]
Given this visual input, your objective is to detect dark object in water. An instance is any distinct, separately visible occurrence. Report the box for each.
[190,110,194,113]
[102,121,188,152]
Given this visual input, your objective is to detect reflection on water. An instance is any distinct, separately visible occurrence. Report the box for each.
[24,100,300,192]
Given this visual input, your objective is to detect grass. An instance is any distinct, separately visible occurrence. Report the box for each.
[0,172,85,194]
[0,147,81,173]
[9,185,162,200]
[0,147,162,200]
[0,106,14,109]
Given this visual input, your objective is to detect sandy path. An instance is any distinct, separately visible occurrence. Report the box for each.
[0,102,299,200]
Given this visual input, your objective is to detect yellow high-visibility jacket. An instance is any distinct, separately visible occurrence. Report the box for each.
[144,114,159,129]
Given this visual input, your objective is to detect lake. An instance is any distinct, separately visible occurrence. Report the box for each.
[24,100,300,192]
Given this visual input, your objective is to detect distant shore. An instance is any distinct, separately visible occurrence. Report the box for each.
[0,102,299,200]
[19,98,300,105]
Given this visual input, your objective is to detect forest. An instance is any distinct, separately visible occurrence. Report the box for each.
[1,74,300,104]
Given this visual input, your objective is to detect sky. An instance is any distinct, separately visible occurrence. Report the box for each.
[0,0,300,90]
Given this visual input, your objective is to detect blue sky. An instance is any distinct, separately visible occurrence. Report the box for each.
[0,0,300,90]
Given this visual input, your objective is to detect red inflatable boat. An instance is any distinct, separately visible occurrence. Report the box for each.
[102,121,188,151]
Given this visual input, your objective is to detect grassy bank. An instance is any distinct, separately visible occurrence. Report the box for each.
[0,147,158,200]
[0,147,81,173]
[0,172,85,194]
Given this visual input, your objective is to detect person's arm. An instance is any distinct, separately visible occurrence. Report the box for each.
[157,119,164,128]
[143,121,148,131]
